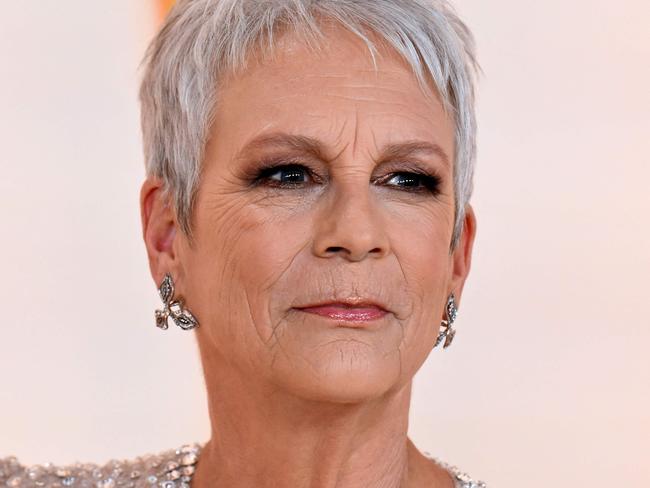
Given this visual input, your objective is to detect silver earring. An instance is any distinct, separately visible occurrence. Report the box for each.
[434,293,458,349]
[155,273,199,331]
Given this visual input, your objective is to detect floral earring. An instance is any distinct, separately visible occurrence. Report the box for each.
[155,273,199,331]
[434,293,458,349]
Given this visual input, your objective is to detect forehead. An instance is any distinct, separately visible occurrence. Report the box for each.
[210,23,454,162]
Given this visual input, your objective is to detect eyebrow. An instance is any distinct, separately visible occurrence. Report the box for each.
[234,131,451,168]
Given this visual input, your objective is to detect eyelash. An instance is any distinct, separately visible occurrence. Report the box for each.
[251,161,442,196]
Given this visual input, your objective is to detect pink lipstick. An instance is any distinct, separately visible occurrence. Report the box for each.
[295,304,388,322]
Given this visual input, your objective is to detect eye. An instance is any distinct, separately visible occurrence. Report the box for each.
[382,171,442,195]
[251,162,441,196]
[253,163,317,188]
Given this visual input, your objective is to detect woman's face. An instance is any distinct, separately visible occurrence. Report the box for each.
[150,25,475,402]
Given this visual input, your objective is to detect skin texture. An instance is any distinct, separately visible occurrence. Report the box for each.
[141,22,476,488]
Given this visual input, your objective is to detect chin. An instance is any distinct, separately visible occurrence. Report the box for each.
[273,344,404,404]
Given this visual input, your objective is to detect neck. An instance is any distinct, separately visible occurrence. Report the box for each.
[192,358,418,488]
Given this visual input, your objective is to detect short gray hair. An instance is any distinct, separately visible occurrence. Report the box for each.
[139,0,479,249]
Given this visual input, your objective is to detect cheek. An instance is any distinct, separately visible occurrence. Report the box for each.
[189,190,311,346]
[385,204,454,347]
[387,200,454,286]
[233,211,314,340]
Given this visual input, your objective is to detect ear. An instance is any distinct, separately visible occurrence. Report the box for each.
[449,204,477,308]
[139,177,181,288]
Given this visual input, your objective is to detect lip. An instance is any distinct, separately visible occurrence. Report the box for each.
[293,300,390,323]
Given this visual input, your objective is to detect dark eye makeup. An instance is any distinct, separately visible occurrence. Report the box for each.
[250,158,443,196]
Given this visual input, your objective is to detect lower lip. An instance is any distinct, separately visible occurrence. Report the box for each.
[295,306,388,322]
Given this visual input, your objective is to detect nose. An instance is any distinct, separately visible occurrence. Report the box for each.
[312,184,391,262]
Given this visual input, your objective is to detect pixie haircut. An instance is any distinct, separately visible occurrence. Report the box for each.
[139,0,478,249]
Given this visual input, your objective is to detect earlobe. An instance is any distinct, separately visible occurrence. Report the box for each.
[139,177,179,284]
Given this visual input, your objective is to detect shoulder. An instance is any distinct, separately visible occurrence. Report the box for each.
[0,443,202,488]
[423,452,488,488]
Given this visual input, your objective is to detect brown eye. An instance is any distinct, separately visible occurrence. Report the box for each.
[253,163,315,187]
[383,171,442,195]
[269,165,311,184]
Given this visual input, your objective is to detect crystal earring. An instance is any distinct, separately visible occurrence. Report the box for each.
[434,293,458,349]
[155,273,199,331]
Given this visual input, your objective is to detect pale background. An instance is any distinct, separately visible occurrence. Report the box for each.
[0,1,648,487]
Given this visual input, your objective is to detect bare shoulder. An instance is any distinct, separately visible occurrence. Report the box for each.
[0,444,201,488]
[407,439,488,488]
[407,442,456,488]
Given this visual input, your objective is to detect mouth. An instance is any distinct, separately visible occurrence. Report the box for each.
[293,301,389,324]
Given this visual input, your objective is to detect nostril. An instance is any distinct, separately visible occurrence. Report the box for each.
[324,246,385,261]
[326,246,345,253]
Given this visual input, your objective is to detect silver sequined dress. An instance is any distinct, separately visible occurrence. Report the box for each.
[0,443,487,488]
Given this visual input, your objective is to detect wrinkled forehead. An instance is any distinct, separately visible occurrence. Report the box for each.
[210,22,454,164]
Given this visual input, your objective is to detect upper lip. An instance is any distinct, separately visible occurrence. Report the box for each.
[294,297,390,312]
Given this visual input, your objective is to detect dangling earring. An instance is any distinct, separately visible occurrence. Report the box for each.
[155,273,199,331]
[434,293,458,349]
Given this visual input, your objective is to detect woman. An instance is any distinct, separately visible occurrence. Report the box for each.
[0,0,484,487]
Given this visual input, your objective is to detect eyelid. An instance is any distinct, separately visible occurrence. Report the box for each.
[376,160,441,178]
[260,155,320,173]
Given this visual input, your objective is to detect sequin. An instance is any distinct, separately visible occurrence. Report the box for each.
[96,478,115,488]
[6,475,22,487]
[424,452,488,488]
[0,442,486,487]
